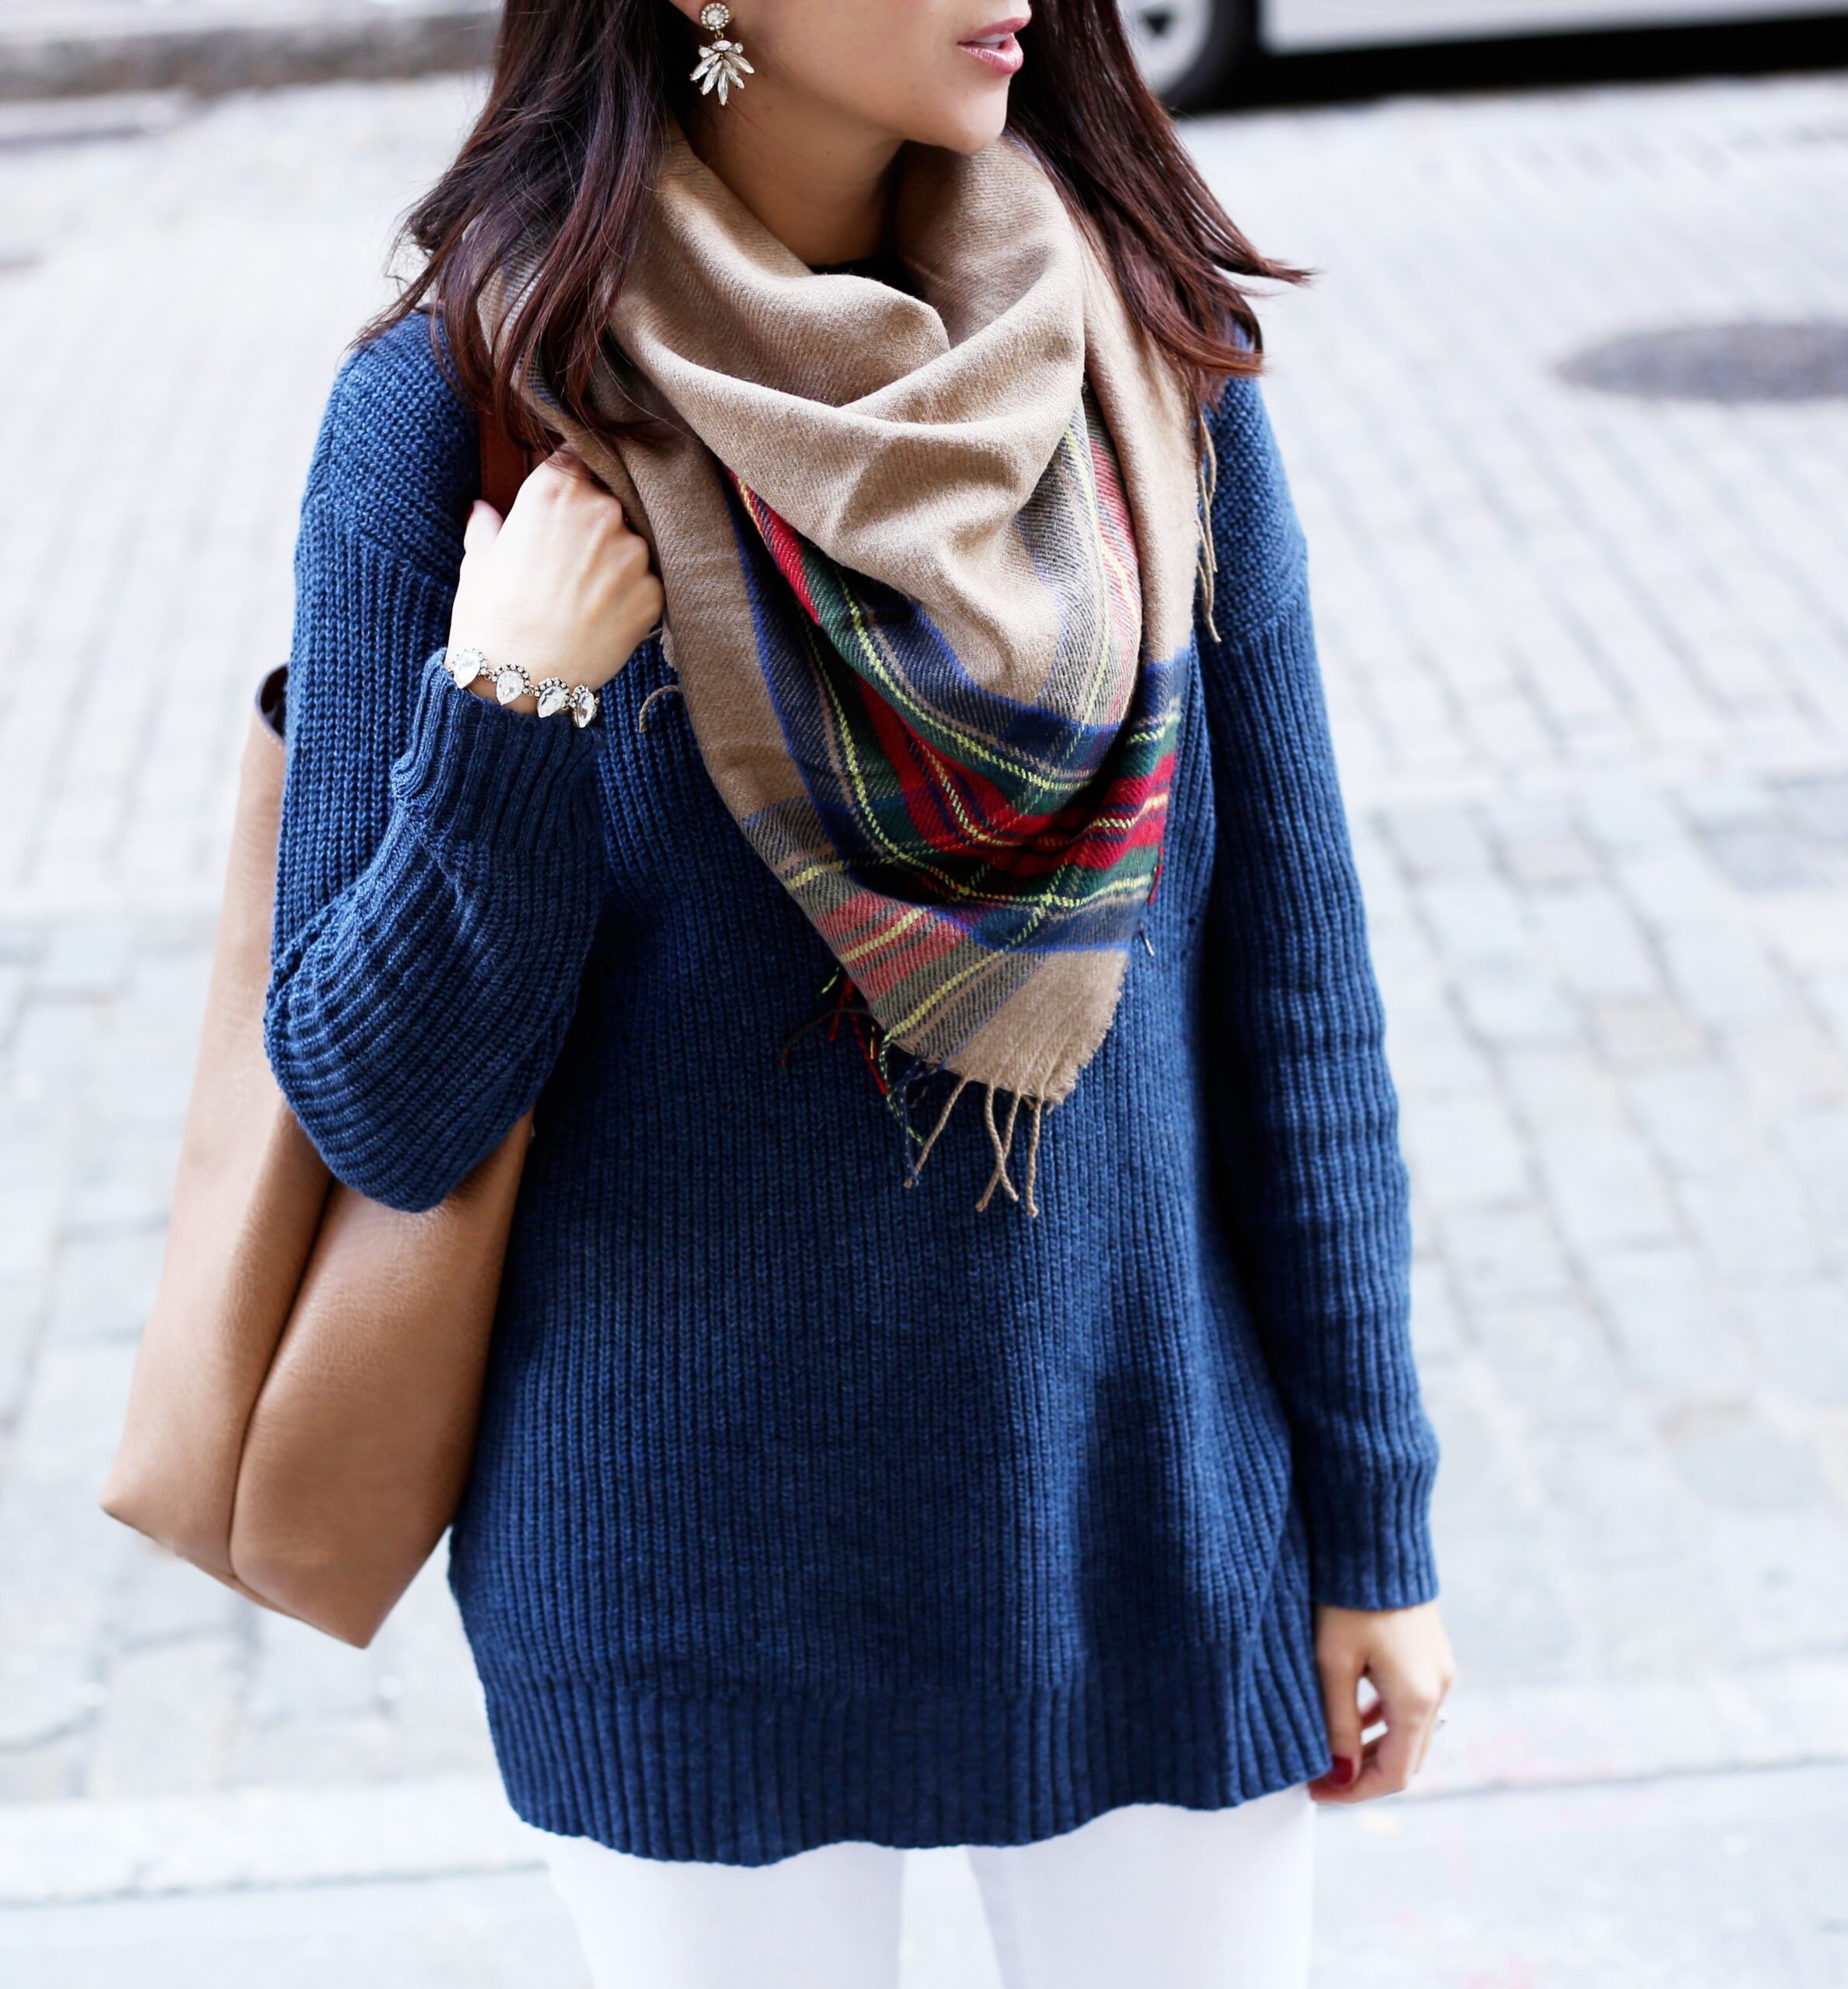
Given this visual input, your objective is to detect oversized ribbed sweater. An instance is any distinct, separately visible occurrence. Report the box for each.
[265,308,1440,1865]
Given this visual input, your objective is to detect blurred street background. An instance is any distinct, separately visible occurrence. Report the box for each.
[2,6,1846,1985]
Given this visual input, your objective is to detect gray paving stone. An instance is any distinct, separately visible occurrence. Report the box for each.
[1613,845,1735,930]
[1580,786,1684,856]
[1676,1163,1827,1282]
[0,1338,136,1748]
[1454,961,1583,1049]
[1584,1244,1753,1398]
[1700,1507,1848,1664]
[0,1263,51,1430]
[1417,874,1532,970]
[1588,995,1709,1068]
[1777,1108,1848,1233]
[1659,922,1800,1033]
[110,1535,243,1649]
[1382,805,1496,882]
[1777,772,1848,844]
[1438,1203,1577,1311]
[1469,1300,1627,1433]
[65,1126,183,1236]
[1622,1064,1763,1178]
[1313,1764,1848,1989]
[46,1227,166,1343]
[1529,883,1660,1002]
[1737,1280,1848,1406]
[1810,970,1848,1054]
[1494,825,1603,891]
[1696,817,1831,894]
[1378,988,1495,1098]
[1407,1256,1466,1364]
[85,1635,244,1800]
[1663,1402,1833,1515]
[1540,1138,1682,1258]
[1721,1013,1845,1116]
[0,1869,588,1989]
[1681,776,1778,831]
[1402,1093,1530,1213]
[11,998,105,1096]
[1759,894,1848,985]
[32,921,129,1002]
[0,962,28,1043]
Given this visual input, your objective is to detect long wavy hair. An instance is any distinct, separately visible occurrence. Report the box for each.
[362,0,1306,450]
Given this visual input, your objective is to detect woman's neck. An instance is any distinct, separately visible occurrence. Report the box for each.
[682,93,898,268]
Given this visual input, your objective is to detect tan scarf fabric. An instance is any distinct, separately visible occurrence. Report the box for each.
[482,124,1201,1130]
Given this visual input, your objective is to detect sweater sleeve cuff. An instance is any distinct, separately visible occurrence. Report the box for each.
[1300,1453,1441,1611]
[389,648,602,851]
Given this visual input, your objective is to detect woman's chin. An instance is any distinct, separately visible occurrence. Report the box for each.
[908,93,1014,158]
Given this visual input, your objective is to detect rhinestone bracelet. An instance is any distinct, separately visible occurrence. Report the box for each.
[442,646,601,730]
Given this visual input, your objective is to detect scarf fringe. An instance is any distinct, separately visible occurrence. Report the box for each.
[910,1072,970,1180]
[638,624,683,734]
[977,1084,1023,1211]
[919,1074,1044,1218]
[785,972,1048,1215]
[636,681,682,733]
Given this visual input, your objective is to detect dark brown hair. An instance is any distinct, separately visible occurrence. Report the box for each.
[363,0,1306,450]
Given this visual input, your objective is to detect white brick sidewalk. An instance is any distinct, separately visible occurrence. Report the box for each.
[1,66,1846,1988]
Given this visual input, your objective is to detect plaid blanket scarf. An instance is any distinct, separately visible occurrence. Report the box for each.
[487,125,1204,1205]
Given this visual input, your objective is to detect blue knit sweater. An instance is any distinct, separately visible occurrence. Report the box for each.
[266,309,1439,1865]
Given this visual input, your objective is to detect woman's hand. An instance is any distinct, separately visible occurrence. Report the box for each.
[1309,1601,1455,1804]
[448,448,664,713]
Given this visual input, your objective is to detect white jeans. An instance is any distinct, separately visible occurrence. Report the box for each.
[542,1787,1316,1989]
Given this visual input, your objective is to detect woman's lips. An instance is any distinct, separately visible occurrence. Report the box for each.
[958,18,1027,75]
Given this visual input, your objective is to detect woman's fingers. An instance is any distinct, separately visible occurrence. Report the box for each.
[462,497,502,555]
[1411,1693,1444,1778]
[448,442,657,698]
[508,451,629,538]
[1309,1638,1366,1801]
[1313,1687,1427,1805]
[1309,1601,1456,1806]
[524,446,615,509]
[1364,1671,1441,1796]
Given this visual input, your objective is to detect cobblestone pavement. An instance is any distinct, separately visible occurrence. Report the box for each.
[0,0,493,103]
[1,64,1846,1988]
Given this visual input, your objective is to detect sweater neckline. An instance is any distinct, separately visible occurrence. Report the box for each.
[807,248,915,294]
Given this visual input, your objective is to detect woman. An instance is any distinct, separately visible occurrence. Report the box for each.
[267,0,1454,1979]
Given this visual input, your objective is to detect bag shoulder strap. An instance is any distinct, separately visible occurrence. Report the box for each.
[477,400,543,517]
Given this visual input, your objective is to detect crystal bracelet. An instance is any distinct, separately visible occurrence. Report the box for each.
[441,646,601,730]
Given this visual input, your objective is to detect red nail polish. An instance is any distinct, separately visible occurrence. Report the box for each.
[1328,1754,1357,1787]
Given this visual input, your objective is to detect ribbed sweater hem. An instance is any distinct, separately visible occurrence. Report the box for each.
[475,1623,1331,1866]
[392,647,604,849]
[1304,1452,1442,1611]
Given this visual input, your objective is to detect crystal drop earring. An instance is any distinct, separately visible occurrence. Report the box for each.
[690,4,753,106]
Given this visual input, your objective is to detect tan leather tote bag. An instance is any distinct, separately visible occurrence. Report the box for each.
[100,416,543,1649]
